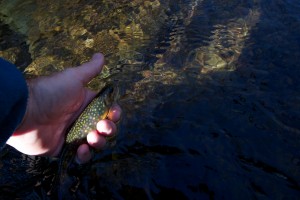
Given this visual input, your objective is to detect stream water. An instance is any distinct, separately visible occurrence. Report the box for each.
[0,0,300,199]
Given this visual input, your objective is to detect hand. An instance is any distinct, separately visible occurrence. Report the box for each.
[6,53,121,164]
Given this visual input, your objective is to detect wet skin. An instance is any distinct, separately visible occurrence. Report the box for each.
[6,53,121,164]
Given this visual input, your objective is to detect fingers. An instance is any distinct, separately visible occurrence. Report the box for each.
[107,103,122,122]
[76,120,114,164]
[87,130,106,150]
[94,103,121,137]
[97,119,116,136]
[76,102,122,164]
[76,144,92,164]
[74,53,105,84]
[87,104,121,145]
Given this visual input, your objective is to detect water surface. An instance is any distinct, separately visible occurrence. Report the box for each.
[0,0,300,199]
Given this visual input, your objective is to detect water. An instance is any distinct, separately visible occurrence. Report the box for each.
[0,0,300,199]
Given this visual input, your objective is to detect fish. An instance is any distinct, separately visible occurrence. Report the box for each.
[66,86,115,145]
[63,84,115,155]
[56,84,116,197]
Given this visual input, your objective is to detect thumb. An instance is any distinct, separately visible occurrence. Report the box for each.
[73,53,105,84]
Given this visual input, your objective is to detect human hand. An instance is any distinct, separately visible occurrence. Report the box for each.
[6,53,121,164]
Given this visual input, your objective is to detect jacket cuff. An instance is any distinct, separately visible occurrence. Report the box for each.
[0,58,28,148]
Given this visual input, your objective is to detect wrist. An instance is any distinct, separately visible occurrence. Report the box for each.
[13,80,32,135]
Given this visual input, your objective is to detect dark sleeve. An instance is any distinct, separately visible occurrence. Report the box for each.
[0,58,28,148]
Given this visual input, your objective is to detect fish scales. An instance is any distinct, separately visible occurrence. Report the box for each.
[56,85,115,197]
[65,85,114,145]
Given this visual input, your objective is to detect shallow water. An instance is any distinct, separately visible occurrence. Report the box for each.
[0,0,300,199]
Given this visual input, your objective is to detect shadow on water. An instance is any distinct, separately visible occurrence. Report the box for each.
[0,0,300,199]
[101,1,300,199]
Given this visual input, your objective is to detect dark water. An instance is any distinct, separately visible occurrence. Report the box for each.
[1,0,300,199]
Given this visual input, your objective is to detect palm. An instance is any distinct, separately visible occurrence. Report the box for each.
[6,54,119,161]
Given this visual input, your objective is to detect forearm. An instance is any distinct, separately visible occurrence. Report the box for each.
[0,58,28,148]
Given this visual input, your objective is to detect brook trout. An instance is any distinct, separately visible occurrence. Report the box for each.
[65,85,115,146]
[57,85,116,194]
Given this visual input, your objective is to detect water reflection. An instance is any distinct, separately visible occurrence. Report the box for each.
[0,0,300,199]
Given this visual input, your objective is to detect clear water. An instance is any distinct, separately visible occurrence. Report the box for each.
[0,0,300,199]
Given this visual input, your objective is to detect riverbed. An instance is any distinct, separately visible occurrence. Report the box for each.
[0,0,300,199]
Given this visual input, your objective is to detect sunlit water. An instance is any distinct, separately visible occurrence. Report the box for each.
[0,0,300,199]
